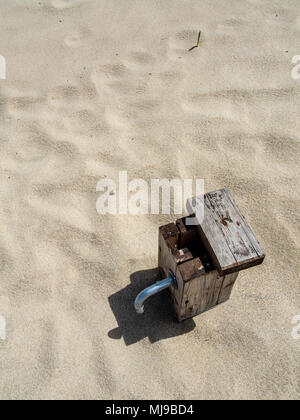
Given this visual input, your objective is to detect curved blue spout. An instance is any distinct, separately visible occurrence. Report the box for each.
[134,271,177,314]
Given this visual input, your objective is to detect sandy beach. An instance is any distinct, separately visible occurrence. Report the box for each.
[0,0,299,400]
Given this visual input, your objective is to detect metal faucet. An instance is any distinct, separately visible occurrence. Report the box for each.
[134,271,177,314]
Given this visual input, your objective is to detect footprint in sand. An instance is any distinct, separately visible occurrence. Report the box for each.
[63,109,99,134]
[64,27,92,48]
[125,51,156,70]
[12,126,51,162]
[6,96,45,118]
[91,62,136,131]
[167,29,199,59]
[91,63,130,95]
[216,19,245,37]
[91,49,187,139]
[47,85,81,108]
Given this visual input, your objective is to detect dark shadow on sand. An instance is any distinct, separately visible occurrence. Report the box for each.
[108,268,196,346]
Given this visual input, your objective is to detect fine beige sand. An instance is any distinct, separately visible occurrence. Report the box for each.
[0,0,299,400]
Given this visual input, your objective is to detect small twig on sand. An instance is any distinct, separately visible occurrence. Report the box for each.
[196,31,201,47]
[188,31,202,51]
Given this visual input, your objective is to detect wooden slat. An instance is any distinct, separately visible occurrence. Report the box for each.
[225,190,265,257]
[208,274,224,308]
[187,189,265,275]
[218,272,239,304]
[158,223,183,317]
[176,270,236,321]
[178,257,206,282]
[176,217,198,249]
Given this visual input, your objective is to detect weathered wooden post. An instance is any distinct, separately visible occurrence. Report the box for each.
[134,189,265,321]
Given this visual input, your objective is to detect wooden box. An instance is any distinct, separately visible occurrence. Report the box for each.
[158,189,265,321]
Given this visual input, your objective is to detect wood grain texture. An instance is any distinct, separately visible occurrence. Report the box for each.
[158,223,194,318]
[158,211,251,321]
[176,270,239,321]
[218,272,239,304]
[187,189,265,275]
[176,217,198,249]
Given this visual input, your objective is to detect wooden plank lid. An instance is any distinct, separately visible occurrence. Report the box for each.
[187,189,265,275]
